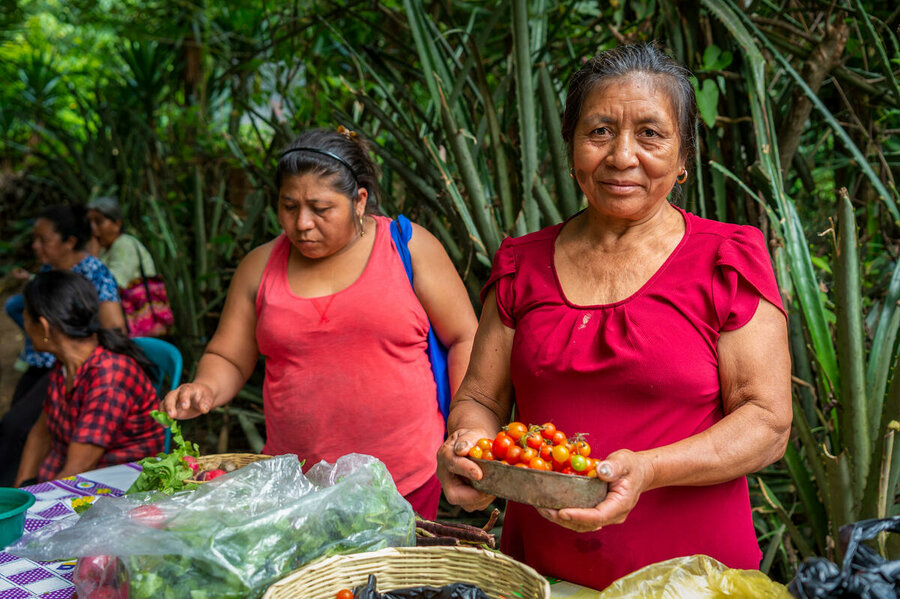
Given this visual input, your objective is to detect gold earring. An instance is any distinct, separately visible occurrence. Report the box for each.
[359,214,365,237]
[676,169,688,184]
[42,336,49,343]
[569,168,575,179]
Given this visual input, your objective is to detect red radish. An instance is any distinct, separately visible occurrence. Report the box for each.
[74,555,118,587]
[89,587,124,599]
[182,455,200,473]
[129,504,167,528]
[199,468,226,481]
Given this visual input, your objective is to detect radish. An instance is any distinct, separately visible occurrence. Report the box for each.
[182,455,200,474]
[198,468,226,481]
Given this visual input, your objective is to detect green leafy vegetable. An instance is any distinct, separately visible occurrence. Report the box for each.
[125,411,200,495]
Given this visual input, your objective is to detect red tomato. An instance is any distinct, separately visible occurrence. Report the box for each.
[560,466,575,475]
[540,422,557,440]
[525,431,544,449]
[467,446,483,459]
[528,457,551,471]
[539,443,553,461]
[476,438,493,452]
[482,449,495,461]
[492,433,514,460]
[506,422,528,441]
[506,445,524,465]
[551,430,567,446]
[521,447,538,464]
[570,454,588,472]
[551,444,571,465]
[336,590,354,599]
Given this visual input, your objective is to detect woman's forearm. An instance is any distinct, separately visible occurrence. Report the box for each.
[192,351,252,408]
[15,419,51,486]
[446,338,474,397]
[640,399,790,491]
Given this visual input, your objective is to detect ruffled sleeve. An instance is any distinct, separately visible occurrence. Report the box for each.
[480,237,518,328]
[713,225,786,331]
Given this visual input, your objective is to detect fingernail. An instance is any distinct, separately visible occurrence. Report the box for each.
[454,442,465,453]
[598,462,612,477]
[559,512,571,521]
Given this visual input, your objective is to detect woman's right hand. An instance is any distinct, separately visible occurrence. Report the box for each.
[436,429,496,512]
[162,382,216,419]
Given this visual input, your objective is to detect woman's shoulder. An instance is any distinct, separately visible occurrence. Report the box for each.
[74,254,116,283]
[684,209,765,245]
[496,221,563,257]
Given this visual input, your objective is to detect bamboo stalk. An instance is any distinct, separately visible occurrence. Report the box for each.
[537,62,577,217]
[511,0,540,232]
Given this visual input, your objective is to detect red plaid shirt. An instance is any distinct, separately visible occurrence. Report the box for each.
[40,346,164,481]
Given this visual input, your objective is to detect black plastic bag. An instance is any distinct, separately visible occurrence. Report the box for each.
[354,574,489,599]
[789,515,900,598]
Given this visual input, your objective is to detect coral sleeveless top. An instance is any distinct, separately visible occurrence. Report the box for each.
[255,215,444,495]
[483,206,786,590]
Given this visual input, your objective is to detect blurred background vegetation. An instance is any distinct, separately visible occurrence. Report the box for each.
[0,0,898,582]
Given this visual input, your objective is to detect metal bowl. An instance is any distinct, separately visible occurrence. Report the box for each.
[469,458,607,510]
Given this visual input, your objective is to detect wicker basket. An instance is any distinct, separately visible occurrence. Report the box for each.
[184,453,272,484]
[262,546,549,599]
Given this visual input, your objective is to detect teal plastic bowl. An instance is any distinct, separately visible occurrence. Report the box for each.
[0,488,35,549]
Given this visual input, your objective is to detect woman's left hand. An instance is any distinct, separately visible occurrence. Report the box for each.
[536,449,655,532]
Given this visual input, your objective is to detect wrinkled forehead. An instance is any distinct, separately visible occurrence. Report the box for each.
[584,72,680,123]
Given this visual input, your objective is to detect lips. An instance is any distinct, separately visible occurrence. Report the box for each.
[599,179,642,193]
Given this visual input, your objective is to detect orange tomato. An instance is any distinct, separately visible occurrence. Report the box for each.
[506,422,528,441]
[467,446,483,459]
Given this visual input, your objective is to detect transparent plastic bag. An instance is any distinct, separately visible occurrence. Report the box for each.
[597,554,792,598]
[9,454,415,599]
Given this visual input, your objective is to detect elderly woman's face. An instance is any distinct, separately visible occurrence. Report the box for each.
[32,218,74,267]
[571,74,684,221]
[87,210,122,249]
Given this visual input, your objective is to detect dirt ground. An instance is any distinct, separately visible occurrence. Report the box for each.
[0,283,27,417]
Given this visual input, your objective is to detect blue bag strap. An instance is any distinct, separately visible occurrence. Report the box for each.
[390,214,415,284]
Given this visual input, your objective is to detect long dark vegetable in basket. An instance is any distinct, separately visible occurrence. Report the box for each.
[415,509,499,548]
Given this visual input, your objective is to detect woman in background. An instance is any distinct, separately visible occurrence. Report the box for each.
[15,270,162,485]
[0,205,124,486]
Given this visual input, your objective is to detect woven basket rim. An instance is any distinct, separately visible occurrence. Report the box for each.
[263,545,549,599]
[183,453,273,484]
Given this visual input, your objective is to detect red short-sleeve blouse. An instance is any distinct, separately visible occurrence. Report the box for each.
[482,206,785,590]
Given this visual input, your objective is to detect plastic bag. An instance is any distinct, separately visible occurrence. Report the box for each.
[354,574,489,599]
[9,454,415,599]
[789,516,900,598]
[597,554,792,598]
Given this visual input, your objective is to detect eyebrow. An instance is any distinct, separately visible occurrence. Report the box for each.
[278,196,333,204]
[584,114,672,129]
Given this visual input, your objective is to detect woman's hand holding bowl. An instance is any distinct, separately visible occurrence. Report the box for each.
[537,449,655,532]
[437,428,496,512]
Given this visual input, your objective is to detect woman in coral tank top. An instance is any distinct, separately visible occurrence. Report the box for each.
[438,44,792,589]
[164,128,477,519]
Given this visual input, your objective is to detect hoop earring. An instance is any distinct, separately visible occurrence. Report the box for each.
[676,169,688,185]
[359,214,366,237]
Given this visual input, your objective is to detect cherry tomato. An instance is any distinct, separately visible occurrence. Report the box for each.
[476,438,493,452]
[525,431,544,449]
[560,466,575,475]
[506,445,523,465]
[575,440,591,457]
[467,446,483,459]
[551,444,571,465]
[586,468,598,478]
[521,447,538,464]
[570,454,588,472]
[482,449,494,461]
[336,590,354,599]
[515,462,530,469]
[539,443,553,461]
[506,422,528,441]
[492,433,514,460]
[529,456,551,471]
[541,422,557,440]
[551,430,567,446]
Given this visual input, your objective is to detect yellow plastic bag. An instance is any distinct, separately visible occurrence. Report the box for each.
[597,555,792,599]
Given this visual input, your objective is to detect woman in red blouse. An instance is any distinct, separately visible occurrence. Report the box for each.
[14,270,163,485]
[437,43,792,590]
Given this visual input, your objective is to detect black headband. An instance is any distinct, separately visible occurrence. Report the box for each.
[279,147,359,183]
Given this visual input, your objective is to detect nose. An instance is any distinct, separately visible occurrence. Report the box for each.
[606,131,639,170]
[295,208,316,232]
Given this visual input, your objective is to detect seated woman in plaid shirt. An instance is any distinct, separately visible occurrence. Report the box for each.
[13,270,164,485]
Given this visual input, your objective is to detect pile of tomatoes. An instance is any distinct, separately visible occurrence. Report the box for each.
[467,422,598,476]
